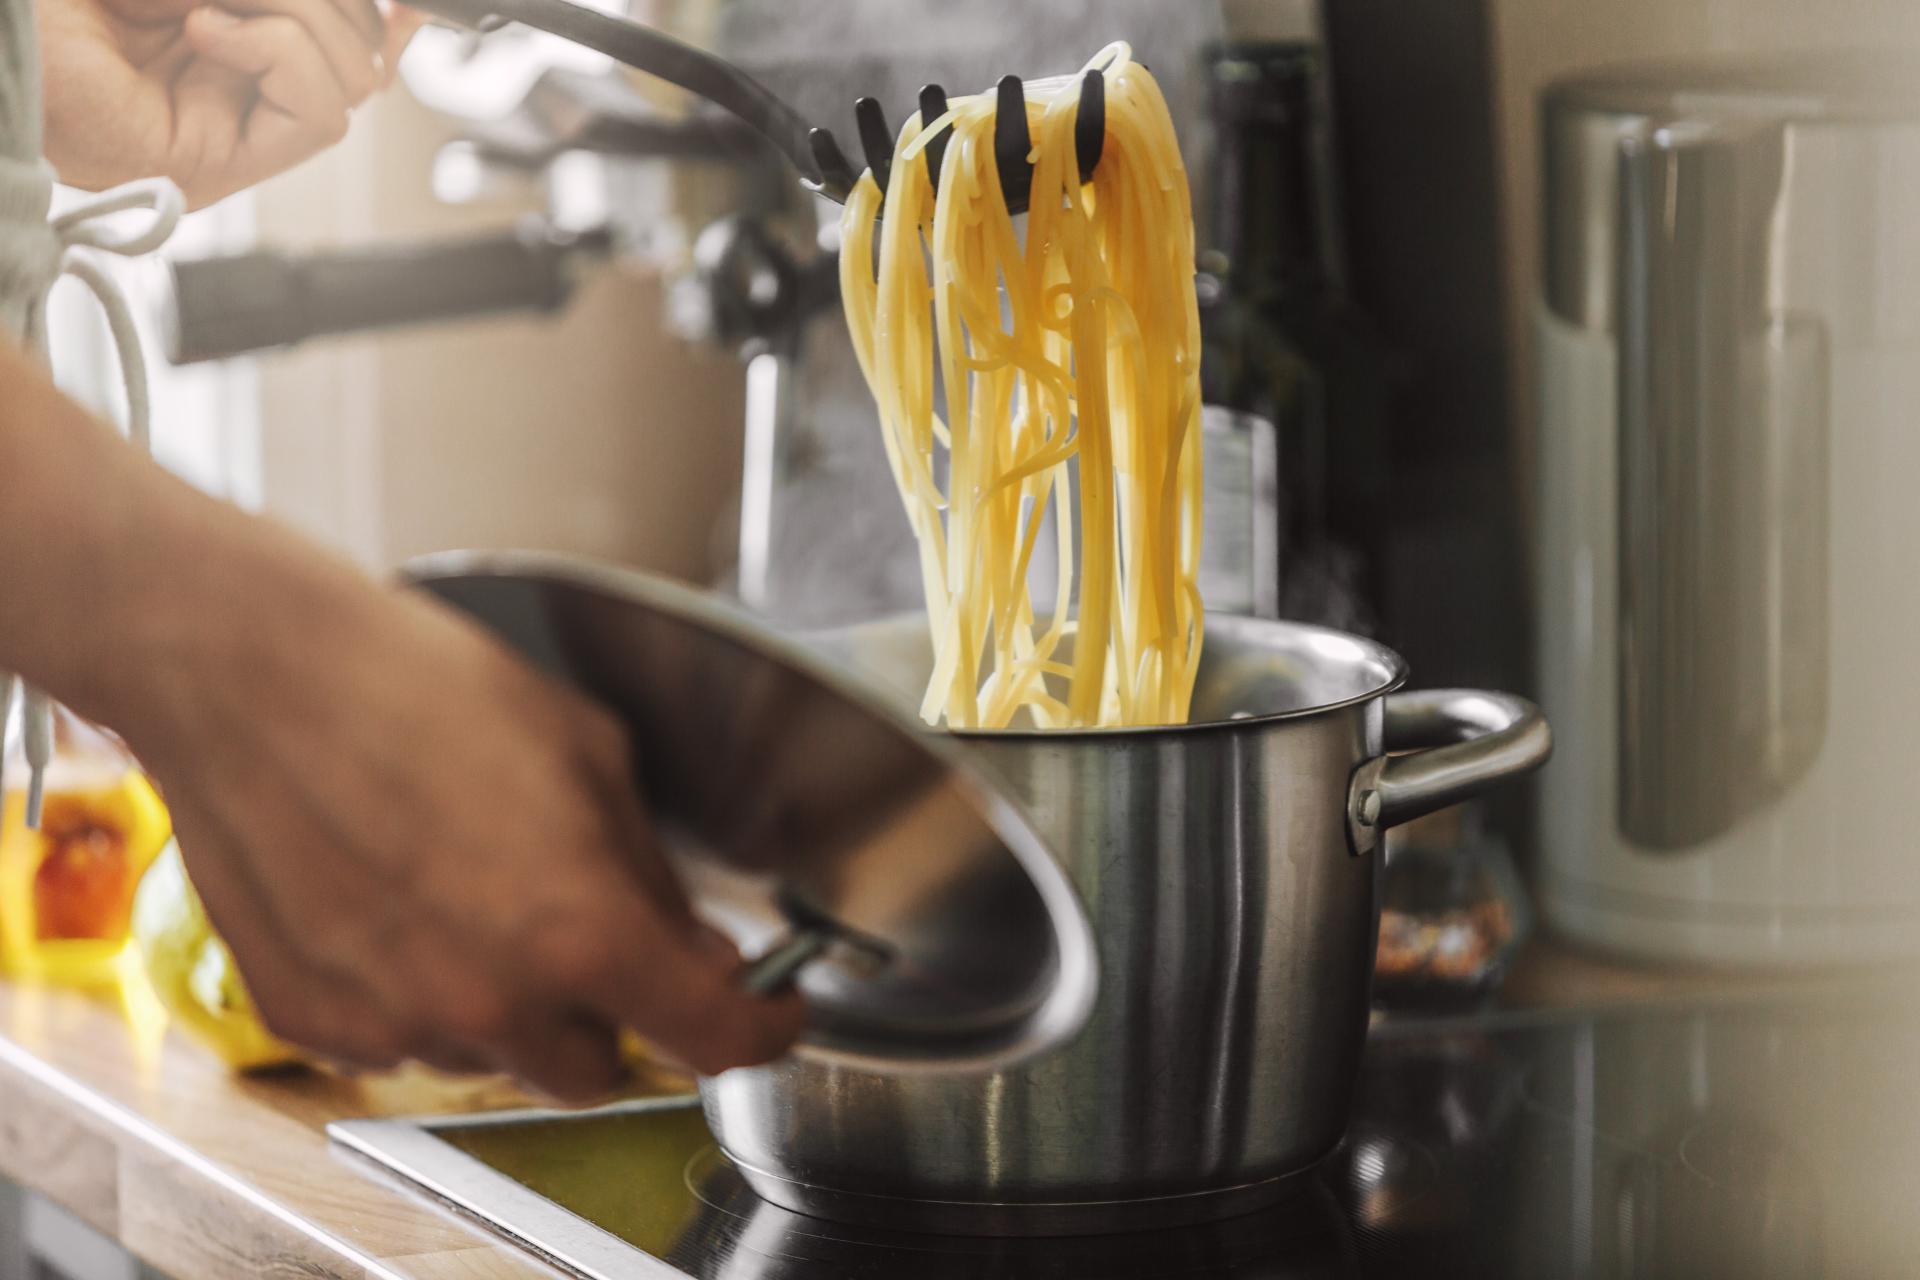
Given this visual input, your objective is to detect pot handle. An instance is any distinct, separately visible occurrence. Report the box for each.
[1347,690,1552,855]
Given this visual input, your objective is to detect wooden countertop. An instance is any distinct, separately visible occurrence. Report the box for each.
[0,939,1888,1279]
[0,970,689,1279]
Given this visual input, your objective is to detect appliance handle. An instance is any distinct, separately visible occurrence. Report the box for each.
[163,220,612,364]
[1347,690,1551,854]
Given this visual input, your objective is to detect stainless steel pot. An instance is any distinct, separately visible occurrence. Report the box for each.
[701,613,1550,1234]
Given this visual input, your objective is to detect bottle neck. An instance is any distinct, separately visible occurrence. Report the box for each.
[1202,42,1340,297]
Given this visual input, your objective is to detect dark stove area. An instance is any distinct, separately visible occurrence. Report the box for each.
[339,1000,1920,1278]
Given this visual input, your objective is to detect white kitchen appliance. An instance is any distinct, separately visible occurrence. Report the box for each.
[1535,53,1920,965]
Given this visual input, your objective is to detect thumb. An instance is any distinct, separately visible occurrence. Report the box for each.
[603,914,810,1076]
[655,969,810,1078]
[689,921,745,970]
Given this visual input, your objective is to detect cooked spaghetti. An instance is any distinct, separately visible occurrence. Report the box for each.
[840,43,1204,729]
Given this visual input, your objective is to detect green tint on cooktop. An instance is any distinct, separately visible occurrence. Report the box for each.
[438,1098,714,1257]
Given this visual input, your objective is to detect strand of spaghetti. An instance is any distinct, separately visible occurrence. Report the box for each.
[843,48,1201,728]
[854,154,953,643]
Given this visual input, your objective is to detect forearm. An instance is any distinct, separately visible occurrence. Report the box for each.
[0,337,373,746]
[0,338,164,701]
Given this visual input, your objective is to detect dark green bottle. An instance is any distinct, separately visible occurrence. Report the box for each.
[1197,40,1394,632]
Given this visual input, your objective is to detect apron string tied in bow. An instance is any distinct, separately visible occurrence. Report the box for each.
[0,166,184,827]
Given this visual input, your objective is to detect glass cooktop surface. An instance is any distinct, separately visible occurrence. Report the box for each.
[333,1000,1920,1278]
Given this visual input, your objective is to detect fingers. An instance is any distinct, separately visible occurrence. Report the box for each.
[670,960,811,1074]
[166,63,255,203]
[580,904,811,1077]
[169,0,412,203]
[169,798,408,1073]
[530,724,811,1077]
[574,710,695,920]
[217,0,386,92]
[640,984,810,1079]
[144,641,807,1098]
[184,8,358,196]
[490,1011,627,1106]
[185,0,402,129]
[186,10,351,133]
[382,919,625,1101]
[179,770,808,1091]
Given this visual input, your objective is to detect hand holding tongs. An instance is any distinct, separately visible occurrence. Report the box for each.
[404,0,1106,213]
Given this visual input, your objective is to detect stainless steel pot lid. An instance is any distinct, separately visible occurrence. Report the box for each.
[404,551,1098,1075]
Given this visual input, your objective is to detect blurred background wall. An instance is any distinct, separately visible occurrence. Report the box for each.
[220,0,1918,609]
[244,85,747,581]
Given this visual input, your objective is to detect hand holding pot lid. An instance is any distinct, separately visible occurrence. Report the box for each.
[408,550,1101,1074]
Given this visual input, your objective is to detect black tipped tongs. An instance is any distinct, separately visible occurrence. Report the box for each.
[407,0,1105,213]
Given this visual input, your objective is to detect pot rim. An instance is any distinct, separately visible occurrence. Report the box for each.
[821,612,1413,742]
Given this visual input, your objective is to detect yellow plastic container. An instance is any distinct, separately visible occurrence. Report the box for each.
[128,840,299,1070]
[0,708,173,988]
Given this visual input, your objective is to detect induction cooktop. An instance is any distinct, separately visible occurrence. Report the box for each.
[332,1001,1920,1278]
